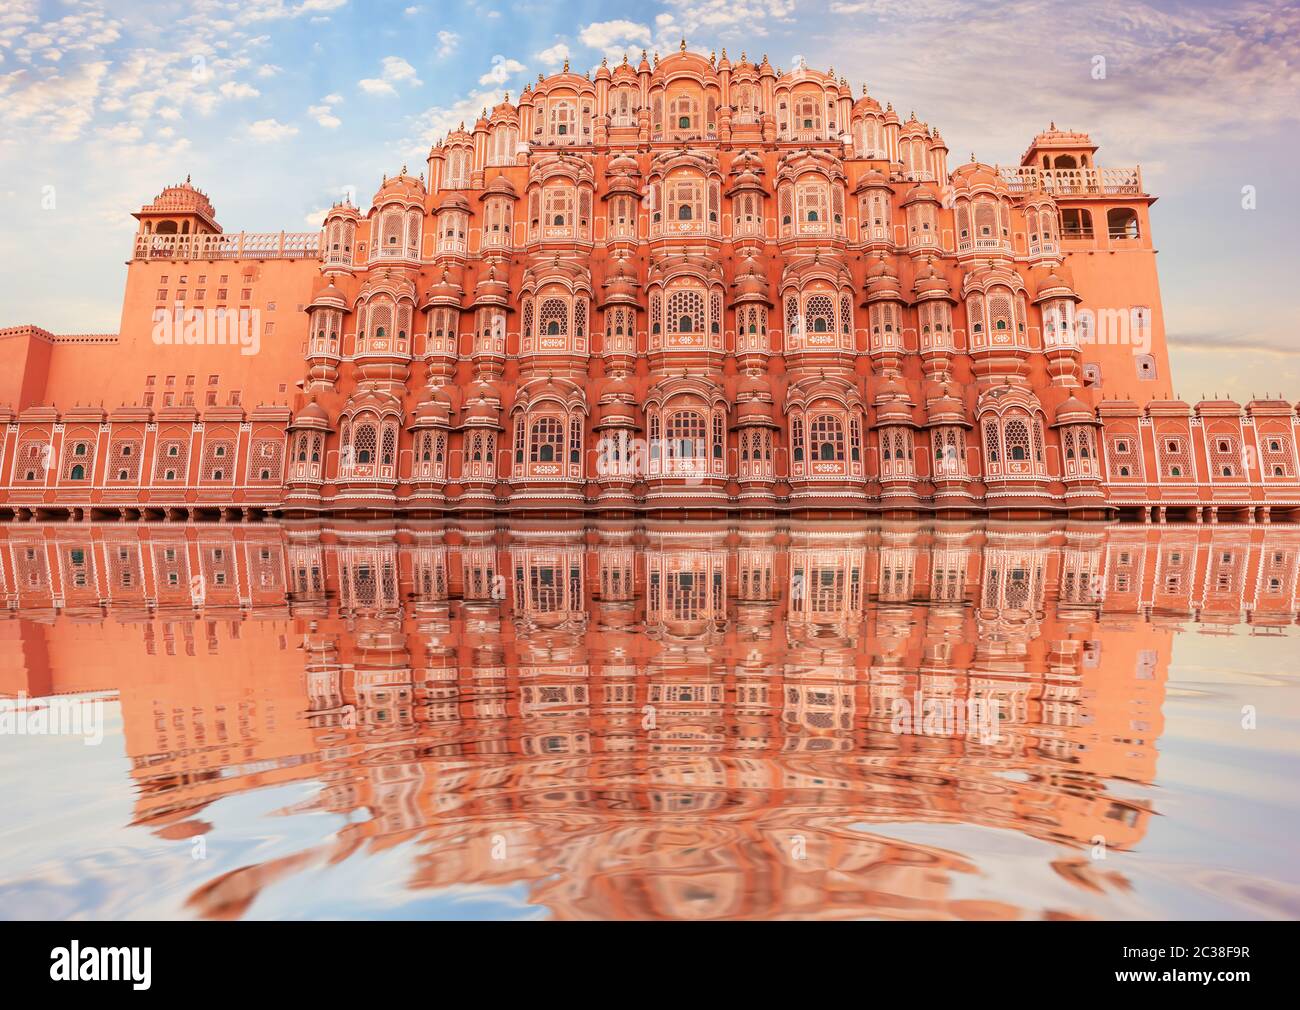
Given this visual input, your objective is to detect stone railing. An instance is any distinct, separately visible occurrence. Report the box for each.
[998,165,1145,197]
[132,231,322,261]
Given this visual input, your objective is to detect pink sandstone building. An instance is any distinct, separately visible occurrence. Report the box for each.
[2,45,1297,522]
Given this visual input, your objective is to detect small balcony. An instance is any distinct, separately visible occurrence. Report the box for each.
[650,219,721,240]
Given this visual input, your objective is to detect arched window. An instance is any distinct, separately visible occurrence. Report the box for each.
[70,464,85,480]
[667,410,706,461]
[810,415,845,461]
[530,417,564,462]
[666,288,705,335]
[1005,419,1029,461]
[1107,207,1140,240]
[354,423,376,464]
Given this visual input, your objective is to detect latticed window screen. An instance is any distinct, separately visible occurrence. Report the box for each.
[804,294,835,334]
[983,420,1001,464]
[1108,431,1142,478]
[570,416,583,464]
[1004,419,1030,461]
[110,440,141,482]
[249,439,283,482]
[539,297,568,336]
[353,424,377,464]
[810,415,844,461]
[667,289,705,333]
[1209,433,1240,477]
[667,411,706,459]
[530,417,564,462]
[61,436,92,479]
[154,438,189,481]
[201,439,234,481]
[1158,434,1192,477]
[16,440,47,481]
[1261,430,1295,477]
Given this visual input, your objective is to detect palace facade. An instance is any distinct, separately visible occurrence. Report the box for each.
[3,44,1298,522]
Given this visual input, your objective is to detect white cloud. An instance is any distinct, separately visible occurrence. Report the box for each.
[579,20,651,50]
[380,55,420,84]
[95,121,143,142]
[308,104,341,128]
[219,80,259,99]
[536,43,569,67]
[247,117,298,141]
[308,93,342,128]
[478,55,525,86]
[359,54,422,95]
[436,30,458,58]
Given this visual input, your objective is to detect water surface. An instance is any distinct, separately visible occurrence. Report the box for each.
[1,521,1298,920]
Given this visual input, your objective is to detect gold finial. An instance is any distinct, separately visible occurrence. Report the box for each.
[680,38,687,52]
[562,58,569,72]
[623,52,629,65]
[601,56,607,67]
[401,163,407,174]
[504,91,509,102]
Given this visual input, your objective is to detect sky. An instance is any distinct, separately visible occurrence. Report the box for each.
[1,0,1297,400]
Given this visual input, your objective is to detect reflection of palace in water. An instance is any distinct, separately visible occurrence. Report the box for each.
[2,521,1297,918]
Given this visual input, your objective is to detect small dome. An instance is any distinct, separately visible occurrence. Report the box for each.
[912,257,953,299]
[480,176,518,200]
[1053,395,1096,426]
[295,400,329,423]
[422,267,464,308]
[1033,264,1080,303]
[865,252,903,301]
[372,169,426,206]
[435,191,472,213]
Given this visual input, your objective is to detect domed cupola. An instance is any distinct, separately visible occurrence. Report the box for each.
[924,382,975,491]
[863,252,907,374]
[900,183,942,252]
[284,398,334,507]
[304,278,350,391]
[873,377,922,495]
[422,265,465,309]
[1052,393,1103,500]
[950,157,1014,260]
[1033,262,1084,386]
[911,256,957,379]
[367,167,424,265]
[732,370,779,493]
[321,201,362,271]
